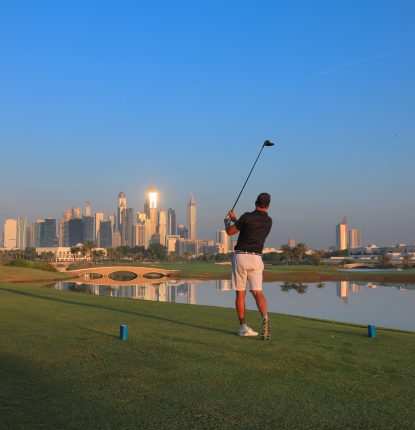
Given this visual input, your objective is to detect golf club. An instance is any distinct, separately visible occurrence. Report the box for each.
[230,140,275,212]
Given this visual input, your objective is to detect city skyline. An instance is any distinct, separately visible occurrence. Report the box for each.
[2,187,413,251]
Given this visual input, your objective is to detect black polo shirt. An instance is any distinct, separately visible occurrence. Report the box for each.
[234,210,272,254]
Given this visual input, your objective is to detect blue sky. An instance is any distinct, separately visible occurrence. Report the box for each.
[1,1,414,248]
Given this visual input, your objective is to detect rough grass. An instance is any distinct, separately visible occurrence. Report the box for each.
[0,278,414,429]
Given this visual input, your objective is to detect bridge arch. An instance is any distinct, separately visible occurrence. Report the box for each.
[67,266,176,286]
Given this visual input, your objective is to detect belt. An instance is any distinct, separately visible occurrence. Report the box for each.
[234,251,262,256]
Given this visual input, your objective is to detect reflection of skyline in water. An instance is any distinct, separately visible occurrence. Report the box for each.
[55,280,198,304]
[54,279,415,331]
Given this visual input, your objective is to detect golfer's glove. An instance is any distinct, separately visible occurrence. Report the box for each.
[224,217,232,229]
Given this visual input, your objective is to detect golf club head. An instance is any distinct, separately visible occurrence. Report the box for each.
[263,140,275,147]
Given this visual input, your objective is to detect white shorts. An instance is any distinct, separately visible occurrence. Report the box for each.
[231,253,264,291]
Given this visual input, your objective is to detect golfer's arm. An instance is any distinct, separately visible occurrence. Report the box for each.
[226,225,239,236]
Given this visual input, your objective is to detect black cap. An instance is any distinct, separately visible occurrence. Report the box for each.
[255,192,271,208]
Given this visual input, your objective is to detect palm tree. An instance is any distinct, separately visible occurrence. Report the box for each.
[70,246,81,261]
[313,250,325,266]
[296,243,307,263]
[281,244,292,263]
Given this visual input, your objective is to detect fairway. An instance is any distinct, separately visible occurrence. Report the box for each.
[1,274,415,429]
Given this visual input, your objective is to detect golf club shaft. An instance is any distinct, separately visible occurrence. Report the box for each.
[230,144,265,212]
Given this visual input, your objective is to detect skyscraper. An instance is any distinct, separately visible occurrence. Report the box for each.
[117,192,127,232]
[82,216,95,243]
[187,193,197,240]
[177,224,188,239]
[336,217,348,251]
[112,230,121,248]
[134,219,150,248]
[32,220,44,247]
[217,230,230,253]
[349,228,361,249]
[288,237,296,248]
[58,217,70,247]
[99,221,113,248]
[85,201,91,217]
[144,187,158,238]
[121,208,134,247]
[42,219,57,247]
[158,209,167,246]
[68,219,83,246]
[137,211,147,223]
[95,212,104,245]
[167,208,176,236]
[17,217,27,249]
[3,219,17,249]
[72,207,82,219]
[108,213,116,232]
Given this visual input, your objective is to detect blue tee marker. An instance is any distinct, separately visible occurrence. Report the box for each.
[368,325,376,338]
[120,324,128,340]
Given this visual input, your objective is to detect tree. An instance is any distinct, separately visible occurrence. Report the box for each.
[40,251,55,262]
[106,248,121,262]
[313,250,325,266]
[281,244,292,263]
[91,249,105,263]
[167,251,177,262]
[183,251,193,262]
[263,252,281,265]
[378,253,391,268]
[70,246,81,261]
[145,243,167,261]
[402,255,412,269]
[83,241,96,259]
[24,247,38,260]
[296,243,307,263]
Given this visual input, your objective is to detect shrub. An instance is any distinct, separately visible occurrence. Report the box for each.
[6,259,57,272]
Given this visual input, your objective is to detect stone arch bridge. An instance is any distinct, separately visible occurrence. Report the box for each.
[67,266,177,286]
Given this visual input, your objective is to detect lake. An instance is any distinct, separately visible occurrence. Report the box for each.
[54,279,415,331]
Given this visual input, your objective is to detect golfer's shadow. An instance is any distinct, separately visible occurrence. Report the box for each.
[1,287,235,336]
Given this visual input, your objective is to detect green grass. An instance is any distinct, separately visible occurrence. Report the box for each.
[1,269,415,429]
[66,261,415,283]
[0,265,70,284]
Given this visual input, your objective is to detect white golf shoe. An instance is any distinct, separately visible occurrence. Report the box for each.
[238,324,258,337]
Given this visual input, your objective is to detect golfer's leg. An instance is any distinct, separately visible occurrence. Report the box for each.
[251,290,267,318]
[232,254,248,325]
[235,290,246,325]
[248,256,268,318]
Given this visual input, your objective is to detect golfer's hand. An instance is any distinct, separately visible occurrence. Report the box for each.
[228,211,237,223]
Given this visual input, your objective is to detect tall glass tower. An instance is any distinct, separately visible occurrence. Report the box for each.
[187,193,197,241]
[167,208,176,236]
[117,192,127,232]
[144,187,158,238]
[336,217,348,250]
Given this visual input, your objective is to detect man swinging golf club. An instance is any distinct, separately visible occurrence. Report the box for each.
[225,192,272,340]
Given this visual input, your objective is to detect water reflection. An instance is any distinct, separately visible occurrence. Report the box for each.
[53,279,415,331]
[56,280,198,304]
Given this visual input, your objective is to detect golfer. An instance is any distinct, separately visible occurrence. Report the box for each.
[224,192,272,340]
